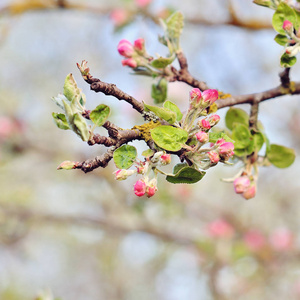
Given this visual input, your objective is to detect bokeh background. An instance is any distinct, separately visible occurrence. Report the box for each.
[1,0,300,299]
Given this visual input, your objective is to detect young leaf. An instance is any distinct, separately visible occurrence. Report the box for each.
[209,132,235,144]
[231,124,251,149]
[280,52,297,68]
[266,144,295,168]
[151,78,168,104]
[73,113,90,141]
[274,34,289,46]
[113,145,137,169]
[144,103,176,124]
[272,2,297,35]
[166,11,184,40]
[163,100,183,121]
[52,113,70,130]
[151,125,188,151]
[252,131,265,152]
[234,142,255,157]
[151,56,175,69]
[225,107,249,130]
[63,73,80,102]
[166,163,205,184]
[90,104,110,127]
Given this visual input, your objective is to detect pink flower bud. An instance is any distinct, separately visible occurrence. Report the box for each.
[198,119,211,131]
[189,88,202,108]
[207,219,234,238]
[0,116,15,139]
[114,169,136,180]
[195,131,209,143]
[243,230,266,251]
[117,39,134,58]
[133,38,145,52]
[146,185,156,197]
[216,138,226,145]
[283,20,293,32]
[135,0,152,7]
[121,58,138,68]
[270,228,293,251]
[110,9,128,27]
[134,180,147,197]
[208,114,220,127]
[202,89,218,104]
[160,154,171,165]
[242,183,256,200]
[218,142,234,159]
[233,176,251,194]
[208,151,220,164]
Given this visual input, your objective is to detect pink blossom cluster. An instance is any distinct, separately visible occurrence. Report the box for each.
[114,152,171,198]
[189,88,219,110]
[233,175,256,200]
[207,220,294,253]
[206,138,235,165]
[117,38,146,68]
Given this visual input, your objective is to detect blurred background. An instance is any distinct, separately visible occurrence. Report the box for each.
[1,0,300,299]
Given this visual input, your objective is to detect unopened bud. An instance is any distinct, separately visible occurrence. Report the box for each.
[134,179,147,197]
[117,39,135,58]
[201,89,218,106]
[57,161,76,170]
[122,58,138,68]
[114,169,136,180]
[283,20,293,33]
[76,60,90,76]
[146,178,157,197]
[242,183,256,200]
[198,119,211,131]
[160,154,171,165]
[218,142,234,159]
[134,38,145,53]
[208,151,220,164]
[189,88,202,108]
[233,176,251,194]
[195,131,209,143]
[208,114,220,127]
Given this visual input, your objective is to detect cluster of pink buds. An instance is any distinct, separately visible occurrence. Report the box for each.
[189,88,219,110]
[117,38,147,68]
[233,175,256,200]
[281,20,300,57]
[114,151,171,198]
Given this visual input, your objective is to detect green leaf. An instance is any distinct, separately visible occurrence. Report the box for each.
[62,100,76,130]
[274,34,290,46]
[272,2,297,34]
[163,100,183,121]
[166,11,184,40]
[52,113,70,130]
[113,145,137,169]
[166,163,205,184]
[151,56,175,69]
[144,103,176,124]
[142,149,154,158]
[151,78,168,104]
[266,144,295,168]
[252,131,265,152]
[73,113,90,141]
[280,52,297,68]
[151,125,188,151]
[234,141,255,157]
[63,73,80,102]
[90,104,110,127]
[231,124,251,149]
[209,131,235,144]
[225,107,249,130]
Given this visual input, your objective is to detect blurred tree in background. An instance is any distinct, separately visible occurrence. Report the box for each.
[1,0,300,299]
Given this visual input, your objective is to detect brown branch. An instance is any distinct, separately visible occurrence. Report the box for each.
[81,72,145,114]
[279,68,290,88]
[215,82,300,109]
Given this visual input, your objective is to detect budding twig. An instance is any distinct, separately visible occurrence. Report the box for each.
[80,72,145,114]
